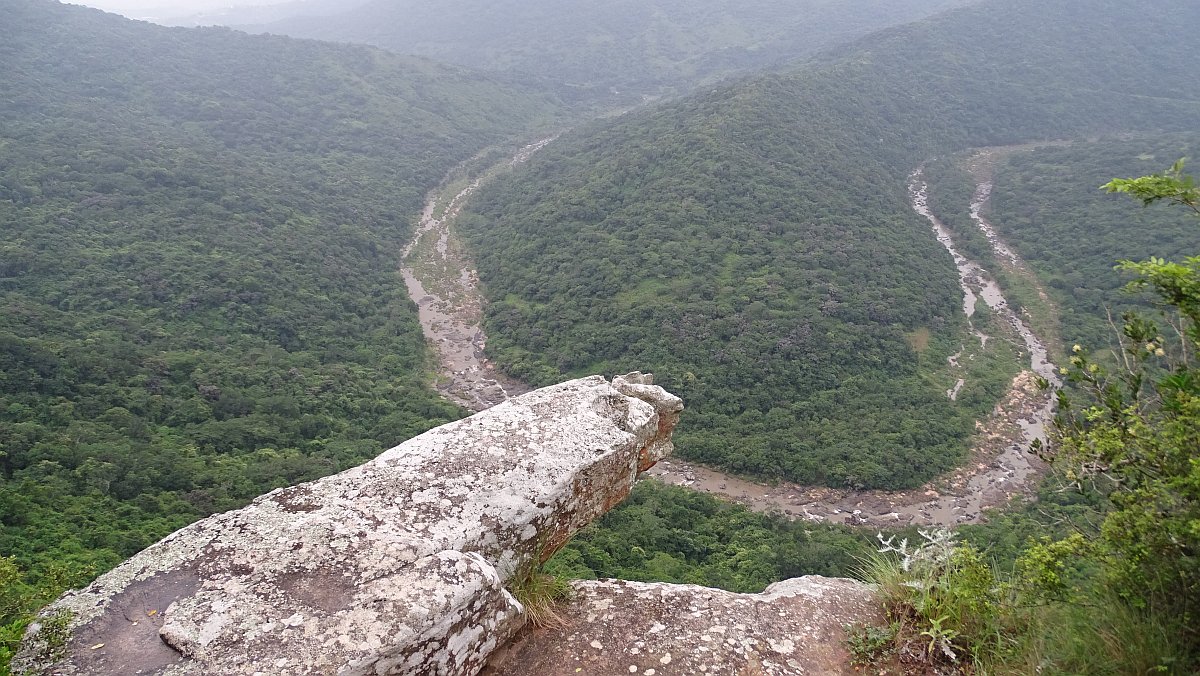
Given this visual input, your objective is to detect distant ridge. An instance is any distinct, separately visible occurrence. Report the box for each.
[238,0,975,92]
[164,0,370,28]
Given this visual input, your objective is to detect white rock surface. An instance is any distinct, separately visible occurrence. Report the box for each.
[14,374,683,676]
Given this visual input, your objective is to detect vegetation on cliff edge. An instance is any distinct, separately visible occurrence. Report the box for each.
[855,161,1200,674]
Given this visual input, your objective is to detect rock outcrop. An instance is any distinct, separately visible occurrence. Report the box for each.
[485,577,880,676]
[14,373,683,676]
[17,372,880,676]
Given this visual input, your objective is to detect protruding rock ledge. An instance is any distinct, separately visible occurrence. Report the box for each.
[15,373,683,676]
[485,576,880,676]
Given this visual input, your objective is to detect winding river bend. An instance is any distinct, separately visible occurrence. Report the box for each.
[912,168,1060,390]
[402,145,1061,528]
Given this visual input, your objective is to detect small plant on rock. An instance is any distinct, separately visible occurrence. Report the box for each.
[856,529,1012,674]
[509,565,573,630]
[845,621,898,667]
[508,537,574,631]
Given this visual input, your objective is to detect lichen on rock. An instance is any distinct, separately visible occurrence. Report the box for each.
[14,373,683,676]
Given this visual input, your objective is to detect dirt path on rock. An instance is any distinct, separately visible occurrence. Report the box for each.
[400,137,556,411]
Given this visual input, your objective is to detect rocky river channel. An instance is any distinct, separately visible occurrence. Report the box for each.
[400,143,1062,528]
[645,168,1062,527]
[399,138,554,410]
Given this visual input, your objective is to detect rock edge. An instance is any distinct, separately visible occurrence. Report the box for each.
[14,373,683,676]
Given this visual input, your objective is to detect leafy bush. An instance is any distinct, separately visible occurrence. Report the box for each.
[859,530,1013,671]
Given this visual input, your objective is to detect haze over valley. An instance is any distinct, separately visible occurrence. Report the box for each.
[3,0,1199,672]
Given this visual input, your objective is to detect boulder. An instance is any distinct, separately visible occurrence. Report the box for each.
[14,374,683,676]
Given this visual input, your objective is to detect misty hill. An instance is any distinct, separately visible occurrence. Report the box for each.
[458,0,1200,490]
[239,0,974,93]
[0,0,565,580]
[165,0,369,28]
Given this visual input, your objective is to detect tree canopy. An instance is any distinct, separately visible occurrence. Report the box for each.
[460,0,1200,490]
[0,0,566,661]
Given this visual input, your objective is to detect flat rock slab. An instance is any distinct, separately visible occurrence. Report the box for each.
[485,577,880,676]
[15,374,682,676]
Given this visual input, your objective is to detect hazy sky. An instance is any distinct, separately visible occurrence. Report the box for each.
[71,0,282,14]
[68,0,317,22]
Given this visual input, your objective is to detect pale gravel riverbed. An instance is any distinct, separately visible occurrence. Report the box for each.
[402,143,1062,528]
[399,138,555,411]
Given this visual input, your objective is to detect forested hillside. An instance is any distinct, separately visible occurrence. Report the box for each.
[0,0,563,595]
[549,481,872,593]
[921,135,1200,359]
[241,0,973,93]
[989,136,1199,351]
[459,0,1200,490]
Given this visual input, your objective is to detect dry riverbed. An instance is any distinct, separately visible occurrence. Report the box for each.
[401,141,1062,529]
[646,371,1051,527]
[400,138,555,410]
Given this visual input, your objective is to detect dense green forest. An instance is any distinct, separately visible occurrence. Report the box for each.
[923,135,1200,357]
[459,0,1200,491]
[990,137,1198,350]
[547,481,873,593]
[240,0,973,93]
[0,0,565,610]
[3,0,1200,671]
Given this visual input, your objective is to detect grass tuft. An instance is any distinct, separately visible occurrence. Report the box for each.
[510,569,573,630]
